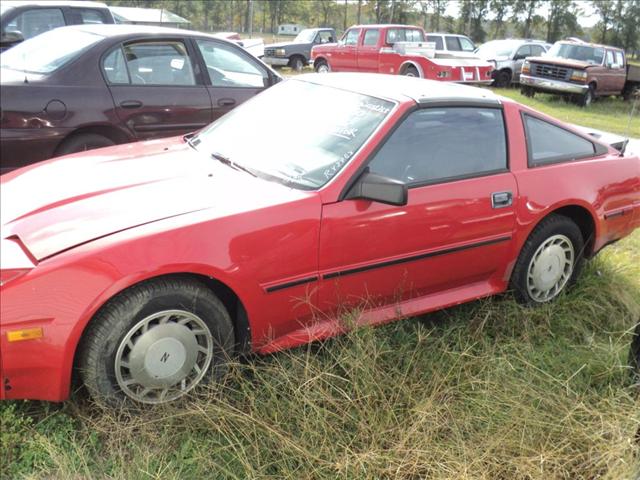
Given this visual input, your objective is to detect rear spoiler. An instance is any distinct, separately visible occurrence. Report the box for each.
[571,125,630,156]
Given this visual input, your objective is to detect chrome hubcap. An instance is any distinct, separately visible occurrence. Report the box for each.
[318,64,329,73]
[526,234,574,302]
[115,310,213,404]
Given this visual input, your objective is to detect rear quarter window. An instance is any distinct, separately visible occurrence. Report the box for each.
[523,114,597,167]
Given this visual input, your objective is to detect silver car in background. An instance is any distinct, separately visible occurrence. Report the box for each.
[476,39,550,87]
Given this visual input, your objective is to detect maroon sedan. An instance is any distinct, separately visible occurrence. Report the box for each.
[0,24,281,172]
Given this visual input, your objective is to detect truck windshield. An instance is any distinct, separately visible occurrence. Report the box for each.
[294,29,317,43]
[189,80,395,190]
[547,42,604,65]
[0,28,103,73]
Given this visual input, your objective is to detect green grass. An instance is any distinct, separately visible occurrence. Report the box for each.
[495,88,640,137]
[2,231,639,479]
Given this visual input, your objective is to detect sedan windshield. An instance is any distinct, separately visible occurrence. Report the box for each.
[547,42,604,65]
[190,80,395,189]
[0,28,103,74]
[294,29,316,43]
[476,40,518,58]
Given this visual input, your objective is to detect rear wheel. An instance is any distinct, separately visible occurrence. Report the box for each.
[403,66,419,77]
[78,278,235,406]
[510,215,584,305]
[56,133,115,157]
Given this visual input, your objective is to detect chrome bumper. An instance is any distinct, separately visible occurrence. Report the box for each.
[520,74,588,94]
[262,56,290,67]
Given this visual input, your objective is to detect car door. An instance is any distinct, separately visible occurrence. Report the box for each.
[603,49,626,93]
[512,44,532,81]
[318,106,517,313]
[192,38,272,120]
[104,37,212,140]
[357,28,380,72]
[332,28,360,71]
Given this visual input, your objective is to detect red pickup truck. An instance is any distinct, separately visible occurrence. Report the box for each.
[311,24,493,84]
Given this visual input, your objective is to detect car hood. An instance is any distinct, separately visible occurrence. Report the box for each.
[526,56,592,69]
[1,137,310,261]
[265,41,298,49]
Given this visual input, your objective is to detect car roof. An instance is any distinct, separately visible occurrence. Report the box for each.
[295,73,502,107]
[350,24,420,29]
[44,23,230,41]
[427,33,471,37]
[2,0,108,9]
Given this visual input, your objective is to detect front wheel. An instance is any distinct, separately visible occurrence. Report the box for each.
[289,56,305,72]
[78,278,235,406]
[314,60,330,73]
[402,66,420,77]
[521,86,535,98]
[493,69,512,88]
[578,83,595,107]
[510,215,585,305]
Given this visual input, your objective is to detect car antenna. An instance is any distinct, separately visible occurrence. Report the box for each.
[22,50,28,84]
[620,91,638,157]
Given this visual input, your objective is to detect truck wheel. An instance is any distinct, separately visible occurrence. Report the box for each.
[622,83,639,101]
[403,66,419,78]
[315,60,330,73]
[56,133,115,157]
[289,56,305,72]
[578,83,595,107]
[494,69,512,88]
[509,214,584,306]
[78,277,235,407]
[520,86,535,98]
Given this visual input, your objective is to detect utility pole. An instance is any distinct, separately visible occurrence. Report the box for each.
[248,0,253,38]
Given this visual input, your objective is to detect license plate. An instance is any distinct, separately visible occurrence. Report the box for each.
[464,71,474,81]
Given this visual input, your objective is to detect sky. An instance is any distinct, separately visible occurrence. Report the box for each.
[442,0,599,28]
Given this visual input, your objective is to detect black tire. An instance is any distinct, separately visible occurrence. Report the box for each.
[493,69,512,88]
[314,59,330,73]
[630,322,640,385]
[510,214,585,306]
[578,83,595,107]
[78,277,235,407]
[521,86,535,98]
[56,133,115,157]
[403,66,420,78]
[289,56,305,72]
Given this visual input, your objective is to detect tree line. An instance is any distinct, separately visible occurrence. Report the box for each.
[110,0,640,54]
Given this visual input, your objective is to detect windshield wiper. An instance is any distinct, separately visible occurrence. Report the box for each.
[211,152,257,178]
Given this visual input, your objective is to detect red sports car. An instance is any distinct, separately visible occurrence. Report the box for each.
[1,74,639,406]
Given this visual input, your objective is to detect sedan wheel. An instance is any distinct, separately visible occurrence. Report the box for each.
[78,278,234,407]
[114,310,214,404]
[525,234,574,302]
[510,214,584,305]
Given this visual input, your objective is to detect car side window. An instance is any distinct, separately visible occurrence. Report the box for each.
[459,37,475,52]
[426,35,444,50]
[75,9,108,25]
[523,114,595,167]
[363,29,379,46]
[317,31,333,44]
[195,39,266,88]
[6,8,65,40]
[123,40,196,86]
[344,29,360,46]
[102,47,129,84]
[605,50,615,67]
[368,107,507,185]
[445,36,461,51]
[515,45,531,59]
[531,45,546,56]
[614,51,624,67]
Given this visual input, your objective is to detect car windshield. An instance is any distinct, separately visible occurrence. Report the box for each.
[476,40,518,58]
[294,29,316,43]
[189,80,395,190]
[0,28,103,74]
[547,42,604,65]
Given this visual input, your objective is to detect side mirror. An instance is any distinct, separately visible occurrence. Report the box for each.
[345,170,408,206]
[0,30,24,46]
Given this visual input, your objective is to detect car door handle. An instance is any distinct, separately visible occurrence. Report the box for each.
[217,98,236,107]
[119,100,143,109]
[491,191,513,209]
